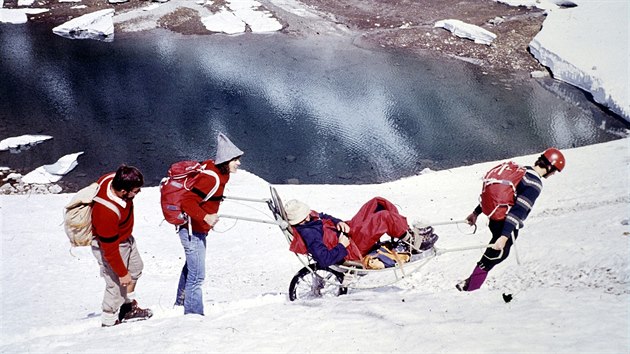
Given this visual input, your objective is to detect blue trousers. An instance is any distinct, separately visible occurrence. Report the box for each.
[175,227,207,315]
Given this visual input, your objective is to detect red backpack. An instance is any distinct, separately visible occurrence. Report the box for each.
[160,161,220,226]
[480,161,527,220]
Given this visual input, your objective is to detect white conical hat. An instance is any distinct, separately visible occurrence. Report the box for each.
[215,132,244,164]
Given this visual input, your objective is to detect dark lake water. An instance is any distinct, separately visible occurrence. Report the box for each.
[0,23,627,189]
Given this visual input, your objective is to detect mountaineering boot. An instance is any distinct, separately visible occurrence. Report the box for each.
[457,265,488,292]
[419,232,439,251]
[119,300,153,322]
[413,226,438,252]
[455,279,469,291]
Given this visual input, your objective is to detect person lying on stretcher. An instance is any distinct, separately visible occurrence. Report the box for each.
[284,197,438,269]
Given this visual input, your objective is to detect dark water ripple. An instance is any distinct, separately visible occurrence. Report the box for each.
[0,24,627,190]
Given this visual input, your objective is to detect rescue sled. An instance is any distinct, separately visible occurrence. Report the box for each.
[220,186,495,301]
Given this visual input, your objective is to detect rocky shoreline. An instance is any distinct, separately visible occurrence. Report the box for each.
[291,0,548,77]
[16,0,549,77]
[0,167,64,195]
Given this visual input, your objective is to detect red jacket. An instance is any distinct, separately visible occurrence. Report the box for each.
[91,173,135,277]
[180,160,230,233]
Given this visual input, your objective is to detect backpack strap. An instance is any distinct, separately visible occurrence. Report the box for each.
[186,169,221,202]
[199,169,221,202]
[191,187,207,199]
[93,196,121,220]
[92,175,121,220]
[190,187,224,202]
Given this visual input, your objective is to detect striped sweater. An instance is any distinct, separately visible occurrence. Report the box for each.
[475,166,543,236]
[503,166,543,235]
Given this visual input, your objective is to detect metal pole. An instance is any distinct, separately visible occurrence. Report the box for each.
[223,195,270,204]
[415,219,468,228]
[435,243,496,256]
[510,233,521,265]
[218,213,288,228]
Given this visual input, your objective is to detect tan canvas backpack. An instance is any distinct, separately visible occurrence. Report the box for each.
[63,176,120,247]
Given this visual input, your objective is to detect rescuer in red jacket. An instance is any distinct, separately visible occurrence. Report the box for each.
[91,165,152,327]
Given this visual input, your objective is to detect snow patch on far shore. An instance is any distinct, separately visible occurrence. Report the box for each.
[201,0,282,34]
[528,1,629,121]
[434,19,497,45]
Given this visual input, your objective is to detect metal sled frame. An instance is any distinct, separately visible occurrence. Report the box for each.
[219,186,498,297]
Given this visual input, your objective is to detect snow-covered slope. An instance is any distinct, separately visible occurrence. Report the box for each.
[1,138,628,353]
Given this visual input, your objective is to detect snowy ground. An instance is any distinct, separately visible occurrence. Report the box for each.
[1,138,628,353]
[1,0,628,351]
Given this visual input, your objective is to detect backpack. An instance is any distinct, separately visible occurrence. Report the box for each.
[361,243,410,270]
[63,176,121,247]
[479,161,527,220]
[159,160,220,226]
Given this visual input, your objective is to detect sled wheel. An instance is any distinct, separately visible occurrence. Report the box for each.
[288,264,347,301]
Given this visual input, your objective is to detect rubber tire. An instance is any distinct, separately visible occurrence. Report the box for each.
[288,264,347,301]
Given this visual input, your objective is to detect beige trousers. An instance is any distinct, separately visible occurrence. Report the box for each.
[91,236,143,325]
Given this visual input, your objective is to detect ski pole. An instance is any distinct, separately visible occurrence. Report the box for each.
[510,232,521,265]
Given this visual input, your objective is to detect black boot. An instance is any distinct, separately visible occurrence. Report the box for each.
[119,300,153,322]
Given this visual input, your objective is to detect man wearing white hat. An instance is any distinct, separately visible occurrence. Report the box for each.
[284,197,438,268]
[174,132,244,315]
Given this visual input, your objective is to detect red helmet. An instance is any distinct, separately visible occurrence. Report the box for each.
[542,148,565,172]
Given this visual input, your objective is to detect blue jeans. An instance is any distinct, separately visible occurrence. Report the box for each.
[175,227,207,315]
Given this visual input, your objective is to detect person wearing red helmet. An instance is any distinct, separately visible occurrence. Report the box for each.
[540,147,566,175]
[457,148,566,291]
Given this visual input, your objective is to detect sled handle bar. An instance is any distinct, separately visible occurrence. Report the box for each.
[415,219,477,234]
[416,219,468,227]
[435,243,500,256]
[223,195,271,203]
[218,195,292,228]
[218,213,289,229]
